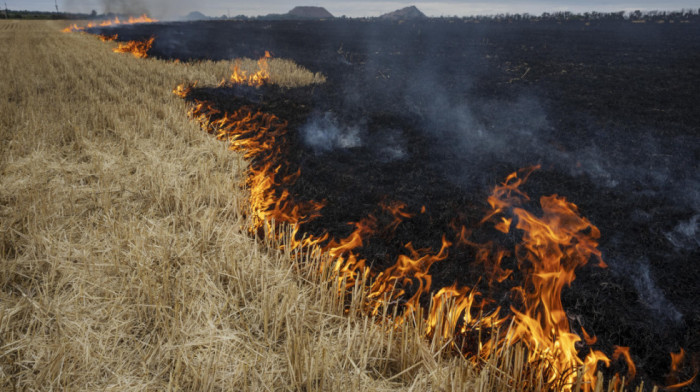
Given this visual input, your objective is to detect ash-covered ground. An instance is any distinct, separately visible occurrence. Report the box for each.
[99,19,699,388]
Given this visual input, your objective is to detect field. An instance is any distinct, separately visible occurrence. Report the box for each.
[1,18,698,391]
[105,17,699,389]
[0,20,466,391]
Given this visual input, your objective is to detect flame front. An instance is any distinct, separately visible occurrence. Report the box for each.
[98,34,118,42]
[62,14,157,33]
[166,70,700,389]
[228,51,272,87]
[184,97,325,234]
[113,37,155,58]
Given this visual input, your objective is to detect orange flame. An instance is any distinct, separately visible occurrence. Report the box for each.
[98,34,119,42]
[172,82,195,99]
[612,346,636,381]
[482,166,612,388]
[62,24,80,33]
[62,14,157,33]
[581,326,597,346]
[380,200,414,232]
[183,96,325,234]
[666,348,698,390]
[113,37,155,58]
[173,85,671,391]
[228,51,272,87]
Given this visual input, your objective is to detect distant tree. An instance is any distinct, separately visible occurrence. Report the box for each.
[90,10,97,17]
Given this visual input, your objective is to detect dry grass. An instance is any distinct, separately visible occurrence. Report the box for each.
[0,19,453,391]
[0,20,631,392]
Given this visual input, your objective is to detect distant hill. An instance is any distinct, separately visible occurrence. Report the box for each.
[180,11,211,21]
[287,6,334,19]
[379,6,426,21]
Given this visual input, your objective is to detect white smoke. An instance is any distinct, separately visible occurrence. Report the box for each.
[63,0,192,20]
[301,112,363,154]
[373,130,407,162]
[300,112,408,162]
[665,214,700,250]
[629,257,683,323]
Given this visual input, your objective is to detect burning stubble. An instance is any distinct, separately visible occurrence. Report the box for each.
[58,17,700,390]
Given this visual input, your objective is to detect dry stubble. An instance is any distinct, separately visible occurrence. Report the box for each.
[0,20,616,392]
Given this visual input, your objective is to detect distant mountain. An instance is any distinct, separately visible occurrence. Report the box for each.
[180,11,211,21]
[287,6,334,19]
[379,6,426,21]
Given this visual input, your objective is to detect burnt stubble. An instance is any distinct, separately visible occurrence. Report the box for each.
[102,18,700,389]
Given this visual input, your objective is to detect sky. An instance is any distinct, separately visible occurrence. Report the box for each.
[7,0,699,19]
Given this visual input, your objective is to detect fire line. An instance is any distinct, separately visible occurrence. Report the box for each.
[75,28,697,390]
[172,71,627,390]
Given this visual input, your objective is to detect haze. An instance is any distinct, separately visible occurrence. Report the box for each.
[8,0,700,19]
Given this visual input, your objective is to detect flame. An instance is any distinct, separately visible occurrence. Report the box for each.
[612,346,636,381]
[172,82,195,99]
[113,37,155,59]
[62,14,157,33]
[666,348,698,390]
[98,34,119,42]
[172,83,685,391]
[182,94,325,234]
[228,51,272,87]
[380,200,414,232]
[369,236,452,316]
[671,348,686,374]
[481,166,612,388]
[62,24,80,33]
[454,227,512,286]
[581,326,597,345]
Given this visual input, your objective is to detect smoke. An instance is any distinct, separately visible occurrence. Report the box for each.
[100,0,148,15]
[301,112,363,154]
[665,214,700,250]
[301,111,407,162]
[62,0,191,20]
[612,256,684,324]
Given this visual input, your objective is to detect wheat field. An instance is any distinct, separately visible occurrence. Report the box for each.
[0,20,634,392]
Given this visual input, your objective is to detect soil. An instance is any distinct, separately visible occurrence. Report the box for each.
[98,19,700,389]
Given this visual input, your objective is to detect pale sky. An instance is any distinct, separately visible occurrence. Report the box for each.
[7,0,699,19]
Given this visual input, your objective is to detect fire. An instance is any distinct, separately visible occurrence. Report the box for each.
[62,14,158,33]
[98,34,118,42]
[172,82,195,99]
[481,166,612,388]
[173,81,700,391]
[228,51,272,87]
[380,200,414,232]
[113,37,155,59]
[62,24,80,33]
[612,346,636,381]
[666,348,698,390]
[182,95,325,234]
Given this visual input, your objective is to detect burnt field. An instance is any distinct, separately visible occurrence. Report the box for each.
[100,19,699,388]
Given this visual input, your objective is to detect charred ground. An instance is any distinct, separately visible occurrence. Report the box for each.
[100,19,700,388]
